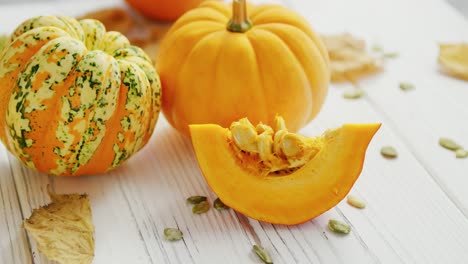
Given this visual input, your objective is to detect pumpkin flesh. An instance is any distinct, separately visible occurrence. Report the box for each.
[190,122,380,225]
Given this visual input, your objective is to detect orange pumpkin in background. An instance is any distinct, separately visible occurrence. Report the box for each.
[125,0,207,21]
[157,0,330,136]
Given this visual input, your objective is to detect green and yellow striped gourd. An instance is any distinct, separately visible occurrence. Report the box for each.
[0,16,161,176]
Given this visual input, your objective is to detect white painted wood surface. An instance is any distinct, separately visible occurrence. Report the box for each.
[0,0,468,263]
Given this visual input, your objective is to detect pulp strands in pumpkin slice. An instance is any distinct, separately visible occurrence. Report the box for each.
[228,116,323,176]
[438,43,468,81]
[321,33,383,83]
[23,186,95,264]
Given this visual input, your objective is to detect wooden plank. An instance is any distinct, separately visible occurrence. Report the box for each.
[7,154,51,264]
[11,119,263,264]
[290,83,468,263]
[287,0,468,262]
[0,0,468,263]
[0,149,31,264]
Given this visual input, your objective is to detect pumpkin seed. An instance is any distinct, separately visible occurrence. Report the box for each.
[253,245,273,264]
[214,198,229,210]
[343,88,365,99]
[383,52,399,58]
[231,122,259,153]
[399,82,415,91]
[328,219,351,234]
[456,149,468,159]
[186,196,207,205]
[371,44,383,52]
[164,228,183,241]
[439,138,461,151]
[347,195,366,209]
[281,133,307,157]
[380,146,398,158]
[192,201,210,214]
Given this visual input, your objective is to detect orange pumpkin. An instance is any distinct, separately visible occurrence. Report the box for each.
[125,0,207,21]
[0,16,161,176]
[190,116,380,225]
[157,0,329,136]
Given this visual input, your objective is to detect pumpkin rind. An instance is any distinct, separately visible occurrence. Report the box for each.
[125,0,206,21]
[189,122,380,225]
[157,2,330,136]
[0,16,161,176]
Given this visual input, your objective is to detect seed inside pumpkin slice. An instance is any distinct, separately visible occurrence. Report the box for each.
[189,116,381,225]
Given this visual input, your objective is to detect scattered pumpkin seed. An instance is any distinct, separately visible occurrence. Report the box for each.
[328,219,351,234]
[164,228,183,241]
[192,201,210,214]
[347,195,366,209]
[214,198,229,210]
[439,138,461,151]
[380,146,398,159]
[186,196,207,205]
[343,88,365,99]
[383,52,399,58]
[253,245,273,264]
[399,82,415,91]
[371,44,383,52]
[456,149,468,159]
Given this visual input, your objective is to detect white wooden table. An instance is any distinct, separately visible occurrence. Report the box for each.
[1,0,468,263]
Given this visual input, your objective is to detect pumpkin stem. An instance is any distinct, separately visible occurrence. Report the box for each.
[227,0,253,33]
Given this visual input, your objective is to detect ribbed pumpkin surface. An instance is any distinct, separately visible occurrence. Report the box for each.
[0,16,161,176]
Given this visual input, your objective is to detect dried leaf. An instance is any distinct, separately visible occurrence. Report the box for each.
[439,43,468,80]
[321,33,382,83]
[24,186,94,264]
[79,8,133,34]
[77,7,171,59]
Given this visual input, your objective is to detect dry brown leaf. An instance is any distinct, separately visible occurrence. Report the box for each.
[321,33,382,83]
[79,7,133,34]
[24,186,95,264]
[439,43,468,81]
[77,7,172,60]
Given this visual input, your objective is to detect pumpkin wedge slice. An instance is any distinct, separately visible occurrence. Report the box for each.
[189,119,380,225]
